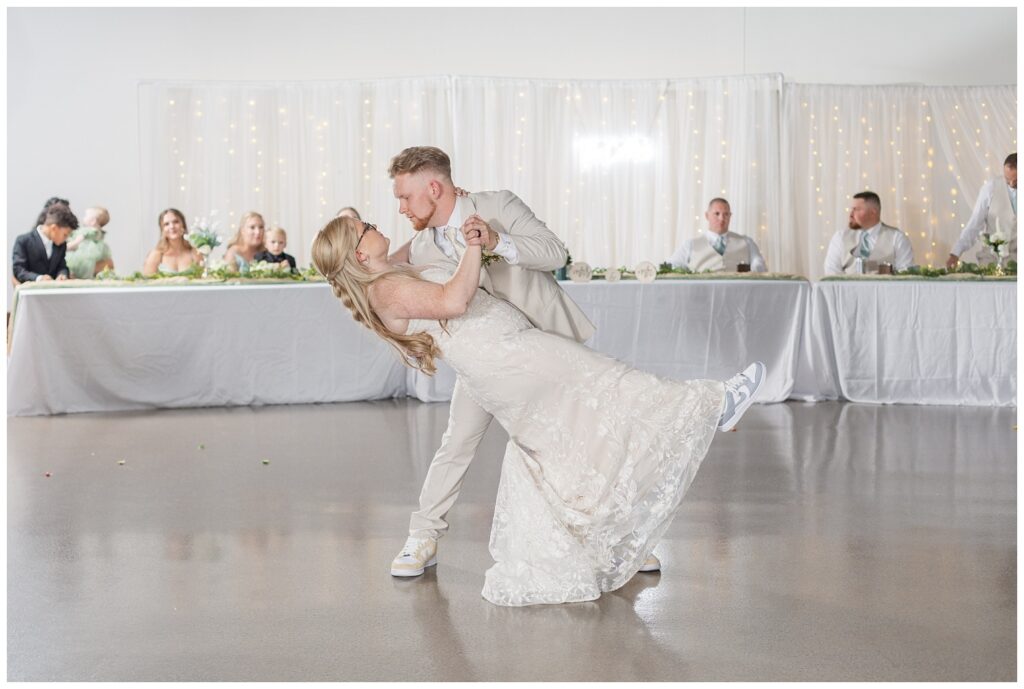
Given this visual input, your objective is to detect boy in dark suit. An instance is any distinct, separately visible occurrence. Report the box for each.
[12,205,78,283]
[254,226,297,272]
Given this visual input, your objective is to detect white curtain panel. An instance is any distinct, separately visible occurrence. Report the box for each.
[782,83,1016,280]
[139,76,1012,277]
[450,75,782,270]
[139,75,782,271]
[139,78,453,265]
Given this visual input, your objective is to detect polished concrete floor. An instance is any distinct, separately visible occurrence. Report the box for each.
[7,400,1016,681]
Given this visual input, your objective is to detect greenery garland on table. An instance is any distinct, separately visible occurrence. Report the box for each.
[821,261,1017,281]
[88,265,324,284]
[568,262,807,281]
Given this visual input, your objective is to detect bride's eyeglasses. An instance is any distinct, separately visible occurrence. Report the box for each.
[355,222,377,251]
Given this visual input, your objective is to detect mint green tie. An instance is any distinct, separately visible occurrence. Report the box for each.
[859,232,871,258]
[713,235,726,255]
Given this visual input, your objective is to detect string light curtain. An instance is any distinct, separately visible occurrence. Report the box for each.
[139,78,452,259]
[139,75,782,270]
[450,75,782,270]
[782,83,1016,280]
[140,76,1012,276]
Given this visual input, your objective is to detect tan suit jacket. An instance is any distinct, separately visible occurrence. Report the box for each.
[408,191,595,343]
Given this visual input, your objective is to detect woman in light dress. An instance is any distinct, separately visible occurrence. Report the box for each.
[312,216,764,606]
[222,211,287,273]
[142,208,201,276]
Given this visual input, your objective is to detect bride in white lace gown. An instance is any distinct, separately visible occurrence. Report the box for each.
[313,216,764,606]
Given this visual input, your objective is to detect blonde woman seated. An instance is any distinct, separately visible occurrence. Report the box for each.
[312,216,765,607]
[223,211,277,273]
[142,208,201,276]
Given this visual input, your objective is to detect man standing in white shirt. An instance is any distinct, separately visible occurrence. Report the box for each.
[946,153,1017,269]
[823,191,915,275]
[667,198,768,272]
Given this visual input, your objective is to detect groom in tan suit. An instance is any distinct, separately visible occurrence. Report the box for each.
[385,147,671,578]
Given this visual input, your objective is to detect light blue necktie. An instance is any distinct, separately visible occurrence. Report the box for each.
[713,235,726,256]
[859,231,872,258]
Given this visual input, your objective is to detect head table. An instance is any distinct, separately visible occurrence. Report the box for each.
[6,274,1015,416]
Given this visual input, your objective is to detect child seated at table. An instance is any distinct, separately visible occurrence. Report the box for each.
[66,206,114,278]
[254,227,297,273]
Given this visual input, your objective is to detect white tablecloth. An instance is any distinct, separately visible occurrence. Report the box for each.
[402,279,810,405]
[7,284,408,416]
[560,280,809,403]
[793,280,1017,406]
[7,278,1016,415]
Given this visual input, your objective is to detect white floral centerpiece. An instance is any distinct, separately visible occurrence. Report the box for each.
[982,218,1012,273]
[247,260,294,279]
[185,213,224,275]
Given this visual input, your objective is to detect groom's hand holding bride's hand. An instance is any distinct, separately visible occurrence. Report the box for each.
[461,214,497,251]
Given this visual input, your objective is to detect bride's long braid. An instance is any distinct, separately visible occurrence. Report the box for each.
[312,217,442,375]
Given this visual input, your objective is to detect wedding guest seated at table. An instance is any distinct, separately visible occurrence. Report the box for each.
[336,206,361,220]
[253,226,297,272]
[946,153,1017,269]
[66,206,114,278]
[30,196,70,230]
[12,205,78,283]
[667,198,768,272]
[823,191,914,275]
[142,208,202,276]
[222,211,267,273]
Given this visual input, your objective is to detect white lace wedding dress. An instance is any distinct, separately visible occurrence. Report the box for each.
[407,267,726,606]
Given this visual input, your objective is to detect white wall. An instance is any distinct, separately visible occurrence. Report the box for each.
[7,7,1016,290]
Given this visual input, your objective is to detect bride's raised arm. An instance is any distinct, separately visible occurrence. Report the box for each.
[371,221,486,325]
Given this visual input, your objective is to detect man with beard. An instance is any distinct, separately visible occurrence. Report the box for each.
[383,146,666,578]
[823,191,914,275]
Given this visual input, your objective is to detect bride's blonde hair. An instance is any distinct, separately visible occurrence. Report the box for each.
[312,217,442,375]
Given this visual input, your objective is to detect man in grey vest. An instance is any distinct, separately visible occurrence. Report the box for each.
[384,146,666,578]
[667,198,768,272]
[823,191,915,275]
[946,153,1017,269]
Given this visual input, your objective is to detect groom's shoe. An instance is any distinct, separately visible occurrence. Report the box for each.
[718,362,766,433]
[390,536,437,577]
[638,554,661,573]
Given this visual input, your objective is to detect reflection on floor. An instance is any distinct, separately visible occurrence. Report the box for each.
[7,401,1016,681]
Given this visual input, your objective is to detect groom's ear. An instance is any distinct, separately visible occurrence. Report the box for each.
[427,179,443,199]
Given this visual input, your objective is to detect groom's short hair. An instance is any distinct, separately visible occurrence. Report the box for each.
[388,146,452,181]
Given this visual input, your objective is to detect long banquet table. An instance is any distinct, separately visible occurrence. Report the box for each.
[7,283,409,416]
[6,276,1017,415]
[793,278,1017,407]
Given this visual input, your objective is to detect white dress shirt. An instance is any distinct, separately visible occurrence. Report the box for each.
[432,200,519,264]
[823,222,915,275]
[668,230,768,272]
[951,179,1018,257]
[34,226,54,281]
[36,226,53,259]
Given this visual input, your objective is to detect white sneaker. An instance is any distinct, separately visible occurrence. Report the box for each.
[390,536,437,577]
[638,554,661,572]
[718,362,766,432]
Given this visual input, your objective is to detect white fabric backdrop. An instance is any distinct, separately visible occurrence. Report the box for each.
[139,75,783,272]
[139,77,1013,278]
[782,84,1017,279]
